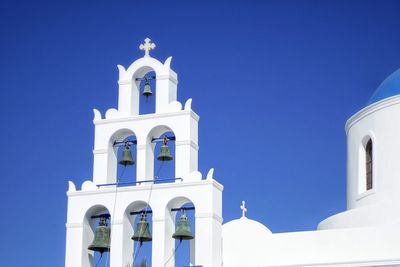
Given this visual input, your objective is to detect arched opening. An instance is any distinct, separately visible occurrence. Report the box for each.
[147,126,176,182]
[358,136,374,194]
[115,136,137,183]
[365,139,373,191]
[165,197,196,267]
[124,201,153,267]
[134,70,157,115]
[109,129,137,184]
[83,205,111,267]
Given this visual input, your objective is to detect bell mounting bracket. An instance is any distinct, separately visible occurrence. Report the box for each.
[129,206,195,215]
[90,214,111,219]
[113,135,176,147]
[135,75,156,82]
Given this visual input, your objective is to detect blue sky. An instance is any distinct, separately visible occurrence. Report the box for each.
[1,1,400,266]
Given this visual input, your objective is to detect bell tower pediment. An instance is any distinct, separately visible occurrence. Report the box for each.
[109,38,180,118]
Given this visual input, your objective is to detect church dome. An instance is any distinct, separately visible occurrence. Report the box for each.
[367,68,400,105]
[222,217,271,266]
[223,216,272,236]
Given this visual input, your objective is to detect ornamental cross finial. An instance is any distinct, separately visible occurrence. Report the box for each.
[240,200,247,218]
[139,37,156,57]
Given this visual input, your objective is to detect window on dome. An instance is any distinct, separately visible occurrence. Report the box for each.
[366,139,373,190]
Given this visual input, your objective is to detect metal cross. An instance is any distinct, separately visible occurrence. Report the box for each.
[139,38,156,57]
[240,200,247,218]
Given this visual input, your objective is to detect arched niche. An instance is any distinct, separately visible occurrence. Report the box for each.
[132,67,157,115]
[123,201,153,267]
[358,134,376,194]
[83,205,110,267]
[146,125,177,181]
[165,196,196,267]
[118,56,178,116]
[108,128,137,184]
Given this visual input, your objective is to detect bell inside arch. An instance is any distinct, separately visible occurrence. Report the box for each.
[88,216,111,254]
[172,209,194,242]
[142,77,152,100]
[119,142,135,166]
[157,137,173,161]
[132,212,152,245]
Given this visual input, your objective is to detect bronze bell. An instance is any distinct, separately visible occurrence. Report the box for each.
[172,209,194,242]
[119,142,134,166]
[142,78,152,100]
[157,137,173,161]
[132,213,152,245]
[88,217,111,254]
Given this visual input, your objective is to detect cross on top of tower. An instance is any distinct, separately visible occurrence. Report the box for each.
[139,37,156,57]
[240,201,247,218]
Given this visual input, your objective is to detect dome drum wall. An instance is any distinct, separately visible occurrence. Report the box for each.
[318,69,400,231]
[345,96,400,212]
[317,96,400,231]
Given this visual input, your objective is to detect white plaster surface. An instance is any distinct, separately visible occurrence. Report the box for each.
[66,40,400,266]
[66,39,223,267]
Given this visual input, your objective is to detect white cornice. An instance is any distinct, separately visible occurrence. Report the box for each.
[65,222,83,228]
[345,95,400,134]
[67,179,223,197]
[94,110,199,125]
[196,212,223,223]
[156,74,178,84]
[175,140,199,150]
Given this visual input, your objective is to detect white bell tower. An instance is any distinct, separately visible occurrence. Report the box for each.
[65,38,223,267]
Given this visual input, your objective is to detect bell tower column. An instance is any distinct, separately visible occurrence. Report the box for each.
[155,75,178,113]
[117,79,139,117]
[135,144,145,182]
[175,113,199,179]
[65,224,86,267]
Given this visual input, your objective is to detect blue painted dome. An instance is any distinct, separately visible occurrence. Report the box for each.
[367,68,400,105]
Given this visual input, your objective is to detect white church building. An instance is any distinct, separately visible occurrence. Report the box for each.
[65,38,400,267]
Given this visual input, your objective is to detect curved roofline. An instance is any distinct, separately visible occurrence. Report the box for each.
[345,95,400,134]
[367,68,400,105]
[223,216,272,234]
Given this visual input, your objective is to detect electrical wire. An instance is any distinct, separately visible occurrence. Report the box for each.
[162,239,183,267]
[132,161,165,266]
[103,165,127,267]
[95,253,103,267]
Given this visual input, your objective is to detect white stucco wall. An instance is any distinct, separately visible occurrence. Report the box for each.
[222,95,400,267]
[66,42,224,267]
[318,96,400,230]
[66,179,223,267]
[67,40,400,267]
[346,96,400,210]
[223,216,400,267]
